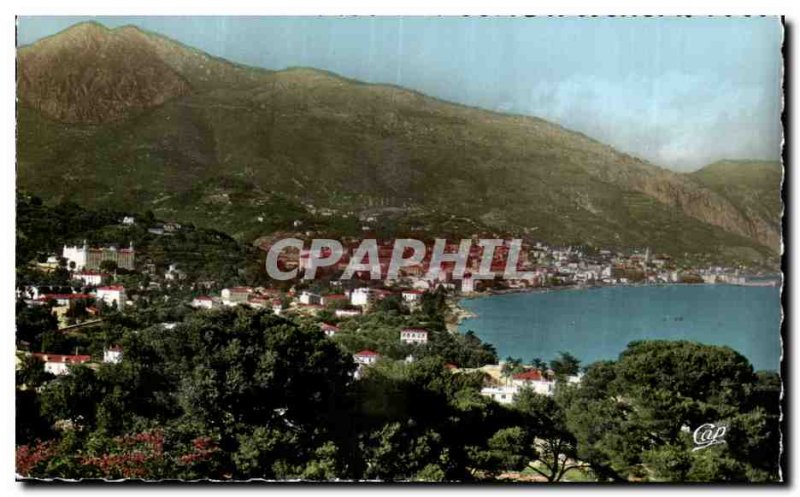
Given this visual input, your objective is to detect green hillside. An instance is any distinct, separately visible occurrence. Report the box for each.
[16,22,781,266]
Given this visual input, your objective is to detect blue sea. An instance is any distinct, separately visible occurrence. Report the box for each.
[459,285,782,371]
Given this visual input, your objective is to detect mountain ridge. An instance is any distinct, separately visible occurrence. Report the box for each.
[16,22,782,265]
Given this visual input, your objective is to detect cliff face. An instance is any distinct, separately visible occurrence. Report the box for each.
[689,160,783,253]
[16,23,781,262]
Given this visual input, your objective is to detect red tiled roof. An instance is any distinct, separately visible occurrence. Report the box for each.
[401,328,429,334]
[194,296,213,301]
[76,270,107,276]
[38,293,92,301]
[98,285,125,291]
[513,370,545,381]
[355,350,379,357]
[32,353,91,364]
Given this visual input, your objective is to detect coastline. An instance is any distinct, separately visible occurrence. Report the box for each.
[448,281,781,335]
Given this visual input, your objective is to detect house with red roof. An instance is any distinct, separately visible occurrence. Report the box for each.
[36,293,93,307]
[353,349,380,365]
[321,294,348,306]
[221,287,253,306]
[247,296,271,309]
[511,369,555,396]
[191,295,217,310]
[103,345,123,364]
[33,353,92,376]
[96,285,127,308]
[320,323,340,337]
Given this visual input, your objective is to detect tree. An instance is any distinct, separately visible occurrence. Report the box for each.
[485,426,533,475]
[530,357,547,370]
[500,357,524,380]
[549,351,581,377]
[16,301,58,349]
[514,389,586,482]
[420,288,447,318]
[558,340,779,482]
[375,294,407,314]
[16,353,54,390]
[99,260,119,274]
[39,365,103,429]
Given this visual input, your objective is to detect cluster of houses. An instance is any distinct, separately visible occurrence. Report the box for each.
[21,228,770,392]
[264,234,766,293]
[480,367,583,403]
[18,284,129,329]
[190,284,429,317]
[27,344,123,376]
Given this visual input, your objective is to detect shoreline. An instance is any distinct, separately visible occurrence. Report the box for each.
[448,281,780,335]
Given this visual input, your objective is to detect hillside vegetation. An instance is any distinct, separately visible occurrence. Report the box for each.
[17,22,781,265]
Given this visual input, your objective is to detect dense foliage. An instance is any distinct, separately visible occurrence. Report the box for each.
[556,341,781,482]
[14,198,782,482]
[16,299,781,481]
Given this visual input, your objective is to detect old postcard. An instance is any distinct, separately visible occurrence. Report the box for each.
[14,16,784,483]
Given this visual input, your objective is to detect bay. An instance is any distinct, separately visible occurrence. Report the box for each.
[459,284,782,371]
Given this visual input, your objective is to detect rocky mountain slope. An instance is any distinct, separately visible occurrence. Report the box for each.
[690,160,783,252]
[16,22,782,264]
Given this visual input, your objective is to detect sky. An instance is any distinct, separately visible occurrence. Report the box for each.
[17,16,783,172]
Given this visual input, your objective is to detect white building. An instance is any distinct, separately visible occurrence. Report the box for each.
[62,243,88,269]
[335,308,362,318]
[350,287,377,307]
[353,349,380,365]
[74,270,105,286]
[401,290,425,305]
[33,353,91,376]
[191,296,216,309]
[299,291,322,305]
[400,328,429,345]
[96,285,127,309]
[511,370,556,396]
[165,263,186,281]
[411,279,432,291]
[221,287,252,306]
[480,385,519,405]
[702,274,717,284]
[460,275,475,294]
[62,241,135,270]
[103,346,123,364]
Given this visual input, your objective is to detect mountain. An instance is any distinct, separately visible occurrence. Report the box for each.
[16,22,782,265]
[17,23,190,123]
[690,160,783,252]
